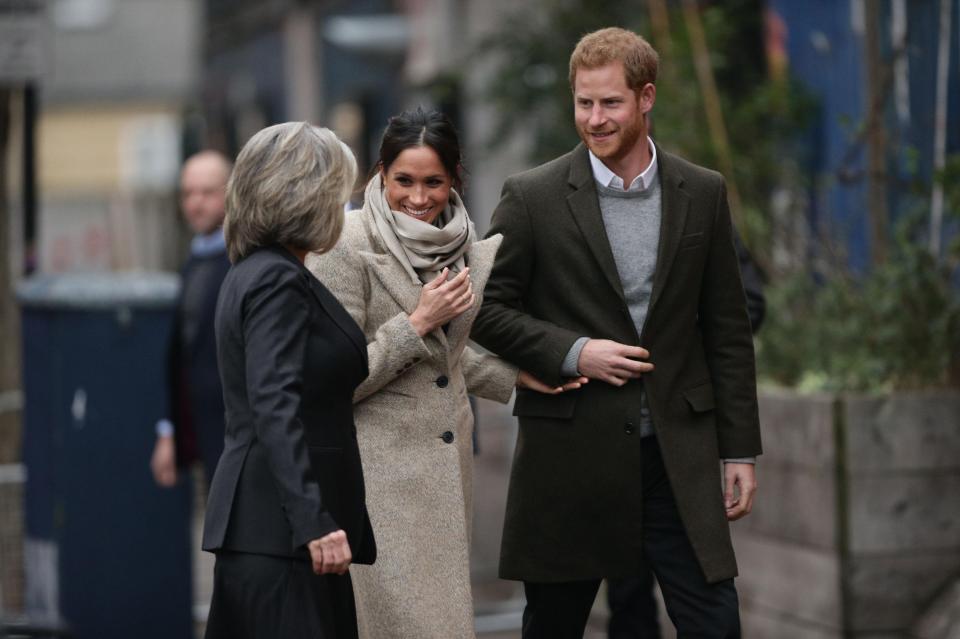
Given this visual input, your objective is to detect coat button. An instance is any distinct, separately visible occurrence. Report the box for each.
[624,422,635,435]
[441,431,454,443]
[436,375,449,388]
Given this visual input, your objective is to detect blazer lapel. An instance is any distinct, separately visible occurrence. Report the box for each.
[445,234,502,354]
[304,271,368,364]
[648,148,690,313]
[269,245,368,365]
[565,145,628,305]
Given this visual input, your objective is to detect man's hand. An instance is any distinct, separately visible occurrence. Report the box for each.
[517,370,589,394]
[150,435,177,487]
[577,339,654,386]
[723,463,757,521]
[307,529,352,575]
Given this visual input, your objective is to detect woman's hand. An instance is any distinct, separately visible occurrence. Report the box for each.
[307,529,352,575]
[516,370,589,395]
[408,267,474,337]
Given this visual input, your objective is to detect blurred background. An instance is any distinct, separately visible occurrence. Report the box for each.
[0,0,958,637]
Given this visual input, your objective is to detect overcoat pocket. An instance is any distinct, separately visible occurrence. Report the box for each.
[682,381,715,412]
[359,388,418,410]
[678,232,705,250]
[512,390,577,419]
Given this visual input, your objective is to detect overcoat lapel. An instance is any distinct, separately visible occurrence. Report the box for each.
[357,250,450,351]
[648,148,690,313]
[566,145,627,305]
[444,234,502,355]
[358,251,421,316]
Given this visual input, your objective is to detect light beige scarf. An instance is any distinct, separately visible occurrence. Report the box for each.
[365,173,476,284]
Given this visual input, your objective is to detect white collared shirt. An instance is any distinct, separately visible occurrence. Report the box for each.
[588,136,658,192]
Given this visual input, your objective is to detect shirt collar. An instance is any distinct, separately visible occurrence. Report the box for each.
[190,227,227,257]
[588,137,658,192]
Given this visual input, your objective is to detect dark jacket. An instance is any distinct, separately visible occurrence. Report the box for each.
[471,144,762,584]
[202,246,376,564]
[168,250,231,482]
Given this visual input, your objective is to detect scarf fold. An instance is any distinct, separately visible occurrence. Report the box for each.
[365,173,476,284]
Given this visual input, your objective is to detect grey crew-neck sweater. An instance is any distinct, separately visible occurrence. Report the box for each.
[562,178,662,437]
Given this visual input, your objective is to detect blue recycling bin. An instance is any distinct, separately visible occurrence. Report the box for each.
[18,273,193,639]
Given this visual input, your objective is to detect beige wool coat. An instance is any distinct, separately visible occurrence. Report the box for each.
[306,205,518,639]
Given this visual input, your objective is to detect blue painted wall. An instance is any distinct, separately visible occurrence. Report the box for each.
[769,0,959,269]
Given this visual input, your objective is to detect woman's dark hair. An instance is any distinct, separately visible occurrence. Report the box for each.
[378,107,463,191]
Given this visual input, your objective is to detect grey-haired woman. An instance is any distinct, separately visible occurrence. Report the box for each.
[202,122,374,639]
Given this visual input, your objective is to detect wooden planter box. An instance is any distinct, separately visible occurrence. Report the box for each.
[731,389,960,638]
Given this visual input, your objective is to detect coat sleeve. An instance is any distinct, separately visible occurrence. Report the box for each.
[460,345,518,404]
[307,233,432,404]
[732,230,766,333]
[699,179,763,459]
[242,265,339,550]
[471,177,582,386]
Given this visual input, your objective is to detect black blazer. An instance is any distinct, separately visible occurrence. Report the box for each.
[202,246,376,565]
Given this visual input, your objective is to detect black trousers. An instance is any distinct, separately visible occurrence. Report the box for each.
[607,566,661,639]
[521,440,740,639]
[205,551,358,639]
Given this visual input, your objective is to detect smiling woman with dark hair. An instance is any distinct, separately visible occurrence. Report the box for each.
[307,107,585,639]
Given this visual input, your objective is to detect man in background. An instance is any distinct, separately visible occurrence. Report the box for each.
[150,151,232,488]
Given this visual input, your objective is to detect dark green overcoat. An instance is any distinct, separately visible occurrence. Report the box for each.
[471,143,762,584]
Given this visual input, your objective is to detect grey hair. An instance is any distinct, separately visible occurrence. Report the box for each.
[224,122,357,263]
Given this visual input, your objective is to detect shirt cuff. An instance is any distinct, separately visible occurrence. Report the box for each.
[155,419,174,438]
[723,457,756,464]
[560,337,590,377]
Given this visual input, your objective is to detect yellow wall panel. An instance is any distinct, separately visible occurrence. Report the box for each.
[38,104,179,195]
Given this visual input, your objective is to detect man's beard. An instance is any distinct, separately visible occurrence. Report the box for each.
[578,117,644,163]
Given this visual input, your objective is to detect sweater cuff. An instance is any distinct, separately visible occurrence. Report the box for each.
[560,337,590,377]
[723,457,757,464]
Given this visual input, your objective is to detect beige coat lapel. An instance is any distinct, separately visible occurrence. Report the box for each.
[445,233,502,357]
[357,208,500,360]
[357,250,420,315]
[357,248,453,350]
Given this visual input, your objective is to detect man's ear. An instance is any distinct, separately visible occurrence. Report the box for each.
[638,83,656,114]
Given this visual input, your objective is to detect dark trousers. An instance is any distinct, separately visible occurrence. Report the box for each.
[521,440,740,639]
[205,551,358,639]
[607,567,661,639]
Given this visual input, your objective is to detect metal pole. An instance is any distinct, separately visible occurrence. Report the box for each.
[929,0,952,258]
[864,0,889,266]
[22,84,36,275]
[680,0,745,231]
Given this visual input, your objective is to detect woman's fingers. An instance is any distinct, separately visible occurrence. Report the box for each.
[310,530,352,575]
[425,267,449,289]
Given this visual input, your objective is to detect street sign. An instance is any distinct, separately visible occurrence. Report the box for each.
[0,0,51,83]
